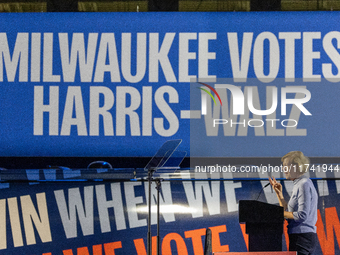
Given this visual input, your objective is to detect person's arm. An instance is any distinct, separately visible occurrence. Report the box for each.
[284,211,294,219]
[269,177,289,212]
[269,177,294,219]
[269,177,312,221]
[291,182,312,222]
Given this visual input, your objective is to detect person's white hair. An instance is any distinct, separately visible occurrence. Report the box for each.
[281,151,310,175]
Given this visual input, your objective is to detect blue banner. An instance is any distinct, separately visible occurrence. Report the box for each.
[0,168,339,254]
[1,12,340,157]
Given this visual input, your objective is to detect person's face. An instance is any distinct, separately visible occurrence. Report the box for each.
[283,157,299,180]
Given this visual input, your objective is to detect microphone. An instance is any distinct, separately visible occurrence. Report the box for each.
[256,182,270,201]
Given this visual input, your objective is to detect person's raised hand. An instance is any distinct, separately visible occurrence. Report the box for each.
[269,176,283,198]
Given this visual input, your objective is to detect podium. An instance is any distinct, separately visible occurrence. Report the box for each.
[239,200,284,252]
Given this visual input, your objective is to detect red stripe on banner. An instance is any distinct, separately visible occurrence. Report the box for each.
[239,223,249,251]
[316,207,340,255]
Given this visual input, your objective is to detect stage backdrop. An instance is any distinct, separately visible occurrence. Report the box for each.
[1,12,340,157]
[0,169,339,255]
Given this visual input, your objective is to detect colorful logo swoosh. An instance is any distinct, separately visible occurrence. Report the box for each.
[198,82,222,106]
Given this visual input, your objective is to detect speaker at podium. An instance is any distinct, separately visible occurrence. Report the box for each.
[239,200,284,252]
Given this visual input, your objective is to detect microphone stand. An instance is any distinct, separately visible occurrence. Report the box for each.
[147,169,154,255]
[147,168,164,255]
[155,178,163,255]
[256,182,270,200]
